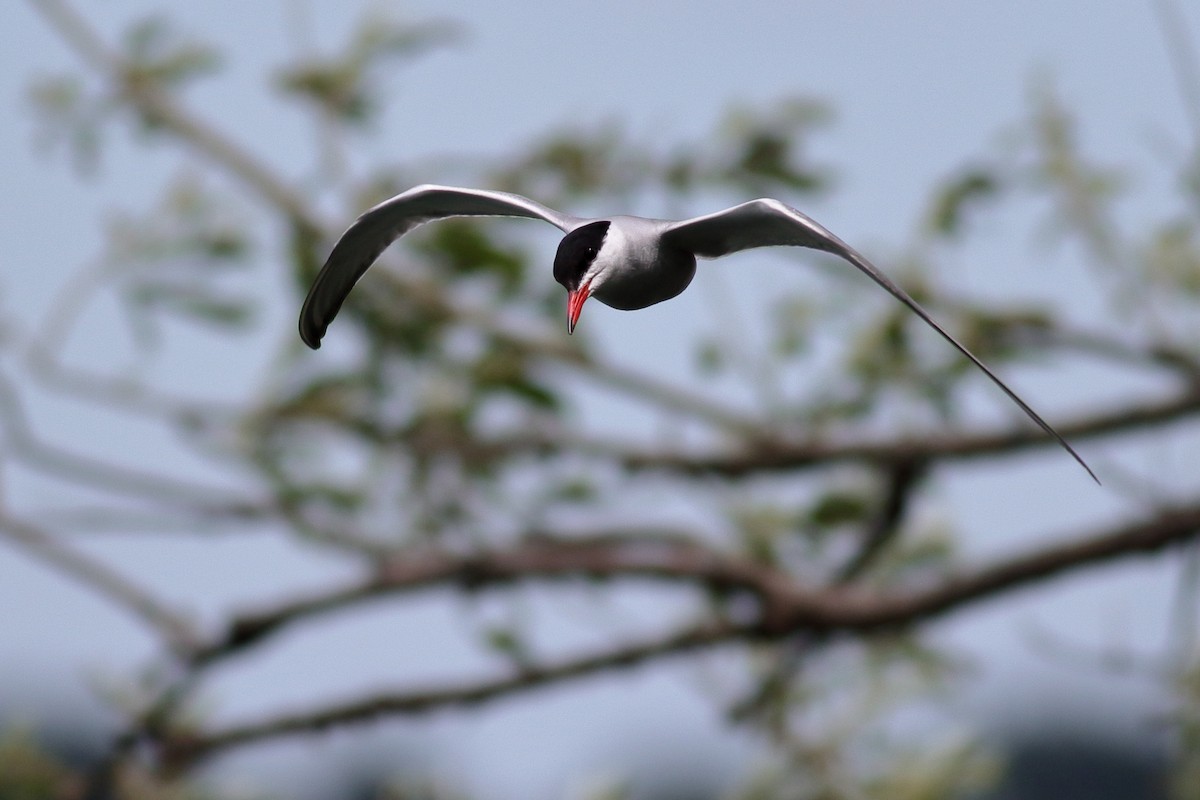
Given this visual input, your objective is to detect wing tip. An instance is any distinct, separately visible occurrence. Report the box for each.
[1041,423,1099,485]
[1072,448,1101,485]
[298,316,325,350]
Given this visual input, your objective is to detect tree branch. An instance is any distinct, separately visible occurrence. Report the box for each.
[0,373,262,510]
[167,619,740,766]
[612,387,1200,476]
[191,533,779,664]
[0,514,198,652]
[191,500,1200,688]
[862,503,1200,628]
[168,500,1200,764]
[30,0,319,229]
[835,458,928,583]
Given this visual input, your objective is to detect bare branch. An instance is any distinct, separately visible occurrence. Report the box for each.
[835,458,928,583]
[864,503,1200,629]
[169,501,1200,762]
[197,501,1200,668]
[191,534,777,663]
[169,619,741,766]
[1155,0,1200,148]
[0,373,260,510]
[612,387,1200,476]
[26,346,238,424]
[28,501,275,534]
[995,319,1200,383]
[0,513,199,652]
[345,381,1200,483]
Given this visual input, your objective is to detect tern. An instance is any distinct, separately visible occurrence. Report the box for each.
[299,184,1096,481]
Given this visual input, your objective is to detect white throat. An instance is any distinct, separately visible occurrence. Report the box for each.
[584,222,628,291]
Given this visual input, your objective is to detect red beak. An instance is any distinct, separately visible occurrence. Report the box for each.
[567,282,591,334]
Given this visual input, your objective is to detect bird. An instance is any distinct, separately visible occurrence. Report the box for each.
[298,183,1097,482]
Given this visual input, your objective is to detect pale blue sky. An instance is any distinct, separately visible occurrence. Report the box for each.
[1,2,1196,797]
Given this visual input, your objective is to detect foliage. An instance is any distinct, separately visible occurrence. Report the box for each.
[6,3,1200,800]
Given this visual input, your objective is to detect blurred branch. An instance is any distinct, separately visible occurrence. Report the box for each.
[168,618,740,766]
[0,373,262,510]
[26,342,237,424]
[1015,325,1200,380]
[835,458,928,583]
[1155,0,1200,147]
[196,500,1200,669]
[29,501,276,535]
[871,503,1200,626]
[345,379,1199,480]
[168,500,1200,761]
[1045,329,1200,380]
[31,0,318,229]
[191,532,776,663]
[21,255,239,423]
[613,387,1200,476]
[0,513,198,652]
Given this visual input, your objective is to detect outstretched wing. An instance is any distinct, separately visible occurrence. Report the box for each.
[299,184,582,348]
[663,198,1097,482]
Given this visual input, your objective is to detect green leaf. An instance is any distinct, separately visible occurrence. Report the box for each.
[472,347,560,410]
[547,478,597,504]
[695,339,725,374]
[718,98,834,194]
[809,491,870,527]
[1145,220,1200,294]
[123,16,220,89]
[0,728,73,799]
[127,282,254,330]
[413,220,528,296]
[274,14,460,126]
[28,74,106,174]
[925,168,1001,238]
[483,626,530,664]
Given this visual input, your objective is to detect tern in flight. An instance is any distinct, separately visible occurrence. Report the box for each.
[298,184,1096,481]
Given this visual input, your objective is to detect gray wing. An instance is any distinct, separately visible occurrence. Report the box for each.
[299,184,582,349]
[663,199,1097,482]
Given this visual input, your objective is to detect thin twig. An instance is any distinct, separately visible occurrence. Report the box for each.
[168,618,741,766]
[0,514,198,652]
[0,372,258,509]
[30,0,319,228]
[27,345,238,423]
[191,534,781,663]
[1155,0,1200,148]
[835,458,928,583]
[996,320,1200,383]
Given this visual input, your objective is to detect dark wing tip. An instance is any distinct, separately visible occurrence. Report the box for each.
[1041,422,1099,484]
[298,291,328,349]
[297,243,375,350]
[1070,444,1101,485]
[299,324,323,350]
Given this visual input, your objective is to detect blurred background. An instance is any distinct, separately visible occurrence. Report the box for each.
[2,1,1199,798]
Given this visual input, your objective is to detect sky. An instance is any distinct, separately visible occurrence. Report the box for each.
[1,1,1198,798]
